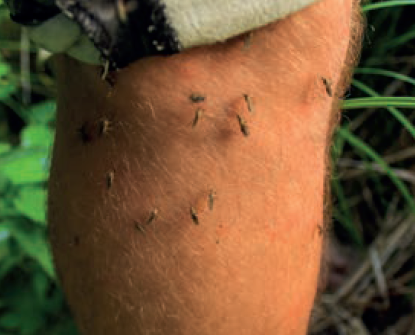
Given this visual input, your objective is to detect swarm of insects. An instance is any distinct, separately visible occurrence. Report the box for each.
[237,114,250,137]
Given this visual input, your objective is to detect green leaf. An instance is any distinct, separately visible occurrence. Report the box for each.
[0,224,10,242]
[0,173,10,194]
[46,319,80,335]
[0,280,45,335]
[4,220,55,278]
[0,142,11,154]
[21,125,54,149]
[0,200,19,218]
[0,62,11,78]
[0,148,50,184]
[0,312,20,330]
[27,100,56,125]
[0,224,11,272]
[13,187,47,225]
[0,62,17,100]
[0,223,22,278]
[32,270,49,305]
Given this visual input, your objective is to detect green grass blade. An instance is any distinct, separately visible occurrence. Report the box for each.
[351,79,415,139]
[332,178,364,246]
[362,1,415,12]
[337,127,415,214]
[383,27,415,50]
[342,97,415,110]
[354,68,415,86]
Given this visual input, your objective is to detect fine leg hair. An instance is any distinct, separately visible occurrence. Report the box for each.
[48,1,362,334]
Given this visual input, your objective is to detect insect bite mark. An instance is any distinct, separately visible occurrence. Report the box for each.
[78,121,96,144]
[69,235,80,247]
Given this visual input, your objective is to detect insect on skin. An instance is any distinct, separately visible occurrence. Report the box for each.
[243,94,255,114]
[134,208,158,234]
[99,118,113,136]
[135,222,146,234]
[208,190,216,211]
[190,93,206,103]
[190,207,199,225]
[146,208,159,225]
[106,170,115,189]
[237,114,250,137]
[321,77,333,97]
[192,108,204,128]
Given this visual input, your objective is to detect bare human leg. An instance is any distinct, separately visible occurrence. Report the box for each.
[48,0,363,334]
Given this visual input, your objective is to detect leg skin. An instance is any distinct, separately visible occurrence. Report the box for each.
[48,0,355,334]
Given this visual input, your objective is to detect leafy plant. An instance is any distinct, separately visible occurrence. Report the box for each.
[0,12,77,331]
